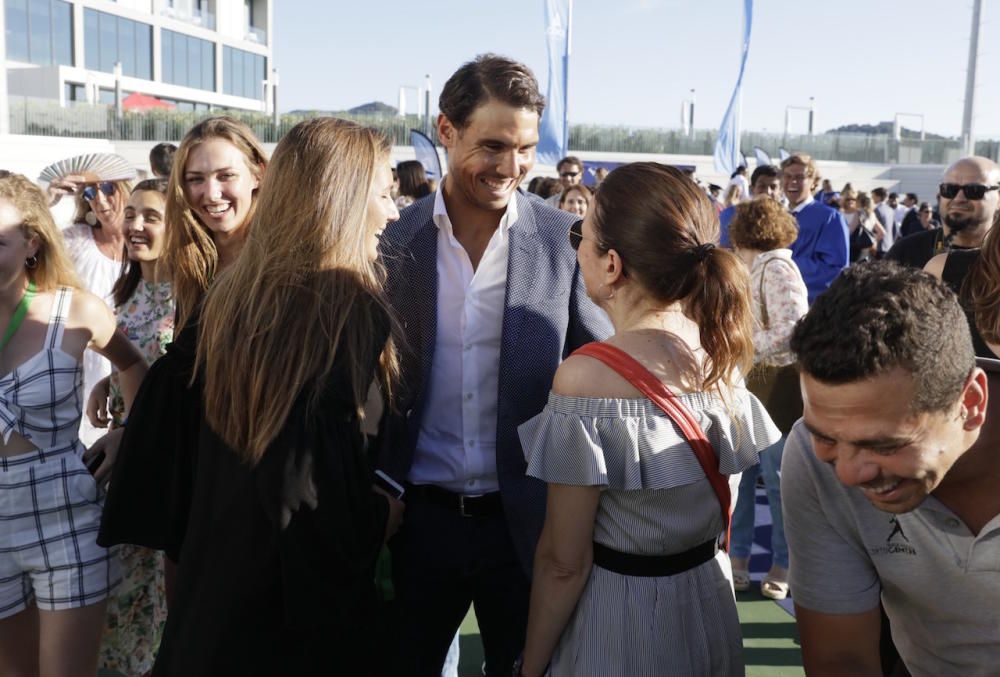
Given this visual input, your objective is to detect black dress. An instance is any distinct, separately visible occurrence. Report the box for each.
[99,296,391,675]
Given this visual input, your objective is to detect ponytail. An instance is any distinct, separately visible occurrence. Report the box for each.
[683,245,755,392]
[592,162,755,393]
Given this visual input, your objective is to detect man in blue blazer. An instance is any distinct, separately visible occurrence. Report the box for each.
[378,54,611,676]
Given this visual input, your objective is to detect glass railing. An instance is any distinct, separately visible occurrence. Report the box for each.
[160,7,216,30]
[245,26,267,44]
[7,97,1000,164]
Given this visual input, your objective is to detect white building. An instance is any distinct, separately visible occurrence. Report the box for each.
[1,0,273,113]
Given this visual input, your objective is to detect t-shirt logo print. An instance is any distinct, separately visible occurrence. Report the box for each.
[887,516,909,543]
[868,516,917,557]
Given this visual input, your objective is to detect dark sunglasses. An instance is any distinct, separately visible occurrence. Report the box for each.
[938,183,1000,200]
[82,181,116,201]
[560,171,580,178]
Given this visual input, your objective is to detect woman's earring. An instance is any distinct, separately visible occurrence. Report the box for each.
[25,255,38,269]
[85,211,98,226]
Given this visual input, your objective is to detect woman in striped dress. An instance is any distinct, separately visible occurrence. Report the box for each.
[516,164,780,676]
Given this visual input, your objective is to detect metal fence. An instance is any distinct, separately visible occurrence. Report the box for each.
[9,98,1000,165]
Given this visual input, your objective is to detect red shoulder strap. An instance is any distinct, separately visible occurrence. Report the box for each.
[571,342,731,551]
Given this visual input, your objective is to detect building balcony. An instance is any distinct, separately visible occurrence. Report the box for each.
[245,26,267,44]
[160,7,217,31]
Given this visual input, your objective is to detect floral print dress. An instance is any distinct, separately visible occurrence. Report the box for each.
[100,279,175,676]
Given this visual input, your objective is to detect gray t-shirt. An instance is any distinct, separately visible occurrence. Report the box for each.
[782,421,1000,677]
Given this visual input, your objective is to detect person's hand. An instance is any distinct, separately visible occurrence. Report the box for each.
[373,486,405,542]
[83,427,124,486]
[86,375,112,428]
[45,174,87,207]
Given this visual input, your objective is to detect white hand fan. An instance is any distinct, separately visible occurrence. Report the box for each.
[38,153,137,184]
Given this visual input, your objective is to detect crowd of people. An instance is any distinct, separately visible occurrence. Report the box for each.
[0,51,997,677]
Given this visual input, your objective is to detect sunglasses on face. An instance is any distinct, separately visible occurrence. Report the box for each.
[82,182,116,201]
[938,183,1000,200]
[560,171,580,178]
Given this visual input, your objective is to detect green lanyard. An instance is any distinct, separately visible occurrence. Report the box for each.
[0,281,37,353]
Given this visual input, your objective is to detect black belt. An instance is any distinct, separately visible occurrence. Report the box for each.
[593,540,718,577]
[408,484,503,518]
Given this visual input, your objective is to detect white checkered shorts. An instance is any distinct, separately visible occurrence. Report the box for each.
[0,444,120,618]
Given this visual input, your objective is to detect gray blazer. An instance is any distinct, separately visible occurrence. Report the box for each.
[377,190,612,571]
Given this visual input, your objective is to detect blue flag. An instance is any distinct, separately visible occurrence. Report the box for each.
[410,129,442,180]
[538,0,571,166]
[753,146,771,167]
[713,0,753,176]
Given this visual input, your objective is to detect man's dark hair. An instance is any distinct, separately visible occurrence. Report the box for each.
[872,186,887,199]
[889,192,899,199]
[750,164,779,186]
[557,156,582,172]
[438,54,545,130]
[906,192,918,202]
[791,261,974,413]
[149,142,178,178]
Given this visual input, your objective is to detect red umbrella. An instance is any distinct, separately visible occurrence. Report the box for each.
[122,92,176,112]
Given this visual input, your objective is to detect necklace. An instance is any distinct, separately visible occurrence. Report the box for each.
[0,281,37,353]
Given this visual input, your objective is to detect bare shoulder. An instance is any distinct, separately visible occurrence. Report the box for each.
[66,287,114,329]
[924,253,947,279]
[552,353,641,399]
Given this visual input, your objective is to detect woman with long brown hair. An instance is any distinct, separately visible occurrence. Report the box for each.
[516,164,780,676]
[99,118,267,567]
[106,118,405,674]
[163,116,267,332]
[0,172,146,677]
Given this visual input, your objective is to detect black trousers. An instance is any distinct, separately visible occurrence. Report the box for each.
[388,490,530,677]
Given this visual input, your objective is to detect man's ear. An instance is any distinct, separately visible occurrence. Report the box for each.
[961,367,989,430]
[437,114,456,148]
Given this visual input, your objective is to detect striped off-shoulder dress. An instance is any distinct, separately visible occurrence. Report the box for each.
[519,389,780,677]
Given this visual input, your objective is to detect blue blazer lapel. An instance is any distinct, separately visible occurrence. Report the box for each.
[393,218,438,406]
[500,195,546,358]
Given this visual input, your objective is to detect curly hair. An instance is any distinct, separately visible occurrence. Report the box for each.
[728,197,798,251]
[790,261,974,413]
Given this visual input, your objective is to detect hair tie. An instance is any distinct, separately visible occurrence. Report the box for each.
[693,242,715,262]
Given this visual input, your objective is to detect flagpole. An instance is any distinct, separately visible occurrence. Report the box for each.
[564,0,573,156]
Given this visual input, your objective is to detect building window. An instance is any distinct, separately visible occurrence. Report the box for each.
[162,30,215,91]
[64,82,87,104]
[223,46,264,99]
[83,9,152,79]
[5,0,73,67]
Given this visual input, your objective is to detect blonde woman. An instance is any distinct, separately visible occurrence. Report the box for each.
[162,116,267,332]
[99,118,267,584]
[0,172,146,677]
[104,119,405,674]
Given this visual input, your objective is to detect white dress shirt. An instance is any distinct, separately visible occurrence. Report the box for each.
[408,189,517,495]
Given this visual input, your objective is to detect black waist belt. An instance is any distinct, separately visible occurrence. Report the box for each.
[408,485,502,518]
[593,540,718,577]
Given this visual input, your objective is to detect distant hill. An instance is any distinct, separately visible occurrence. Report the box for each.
[825,121,949,140]
[287,101,398,117]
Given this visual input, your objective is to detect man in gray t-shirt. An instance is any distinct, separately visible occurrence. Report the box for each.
[782,262,1000,676]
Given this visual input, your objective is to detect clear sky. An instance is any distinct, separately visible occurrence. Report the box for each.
[273,0,1000,139]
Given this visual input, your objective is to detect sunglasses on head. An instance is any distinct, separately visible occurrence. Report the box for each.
[82,181,116,201]
[938,183,1000,200]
